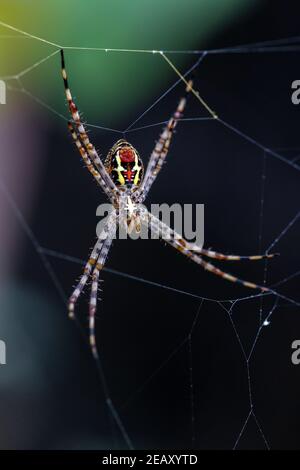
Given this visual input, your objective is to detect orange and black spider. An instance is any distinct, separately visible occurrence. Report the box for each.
[60,49,276,358]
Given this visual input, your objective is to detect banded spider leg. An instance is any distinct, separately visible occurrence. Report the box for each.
[68,211,116,357]
[61,49,118,200]
[134,79,193,202]
[144,211,274,291]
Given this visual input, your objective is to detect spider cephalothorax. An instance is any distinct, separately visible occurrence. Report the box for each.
[104,139,144,188]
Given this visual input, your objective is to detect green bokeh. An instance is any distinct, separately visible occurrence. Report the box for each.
[0,0,259,124]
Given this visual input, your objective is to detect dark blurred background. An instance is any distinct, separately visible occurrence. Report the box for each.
[0,0,299,450]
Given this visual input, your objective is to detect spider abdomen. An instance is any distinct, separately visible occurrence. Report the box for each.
[105,139,144,187]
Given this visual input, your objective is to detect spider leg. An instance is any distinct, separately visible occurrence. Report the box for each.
[60,49,118,197]
[68,211,116,319]
[68,122,113,196]
[88,229,113,359]
[68,238,106,319]
[134,79,193,202]
[145,212,272,292]
[180,244,277,261]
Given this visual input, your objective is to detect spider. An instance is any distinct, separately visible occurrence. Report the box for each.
[60,50,275,358]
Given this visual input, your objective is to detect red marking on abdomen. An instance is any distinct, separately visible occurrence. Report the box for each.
[120,148,135,162]
[125,170,133,180]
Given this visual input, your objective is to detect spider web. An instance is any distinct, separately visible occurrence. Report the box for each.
[0,20,300,450]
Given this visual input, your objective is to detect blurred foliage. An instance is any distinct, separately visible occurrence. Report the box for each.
[0,0,259,124]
